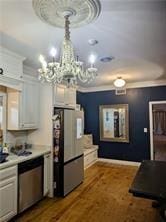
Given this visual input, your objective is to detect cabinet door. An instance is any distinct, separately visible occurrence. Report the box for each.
[0,176,17,222]
[54,85,76,108]
[44,154,51,196]
[64,88,76,107]
[54,85,65,106]
[20,81,39,129]
[7,90,20,130]
[7,81,39,130]
[0,47,24,80]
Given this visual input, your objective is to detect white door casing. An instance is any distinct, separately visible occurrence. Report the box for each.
[0,93,7,143]
[149,101,166,160]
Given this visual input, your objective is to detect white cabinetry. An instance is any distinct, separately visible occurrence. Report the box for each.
[0,46,25,80]
[44,153,51,196]
[54,85,65,106]
[84,148,98,169]
[0,166,17,222]
[21,80,39,129]
[7,80,39,130]
[64,87,76,107]
[54,85,76,108]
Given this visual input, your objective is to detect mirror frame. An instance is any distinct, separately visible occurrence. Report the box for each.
[99,104,129,143]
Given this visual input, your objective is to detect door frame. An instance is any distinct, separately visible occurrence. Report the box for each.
[149,100,166,160]
[0,93,7,143]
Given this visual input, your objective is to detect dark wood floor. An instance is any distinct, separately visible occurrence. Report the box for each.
[14,162,159,222]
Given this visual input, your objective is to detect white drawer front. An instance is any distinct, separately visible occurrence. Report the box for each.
[84,155,91,166]
[93,151,97,159]
[0,166,17,181]
[84,150,98,168]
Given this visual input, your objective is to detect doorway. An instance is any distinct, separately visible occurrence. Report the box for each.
[0,93,6,145]
[149,101,166,160]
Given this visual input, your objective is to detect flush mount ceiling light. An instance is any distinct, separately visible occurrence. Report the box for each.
[88,39,99,46]
[113,77,126,88]
[100,56,114,63]
[33,0,101,87]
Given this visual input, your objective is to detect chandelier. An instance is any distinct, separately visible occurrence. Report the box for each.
[38,13,98,87]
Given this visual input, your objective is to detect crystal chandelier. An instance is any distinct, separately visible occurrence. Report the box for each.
[38,13,98,87]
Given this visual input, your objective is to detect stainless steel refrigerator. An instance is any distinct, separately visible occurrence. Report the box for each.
[53,108,84,196]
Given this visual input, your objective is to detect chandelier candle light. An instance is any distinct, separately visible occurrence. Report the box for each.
[38,13,98,87]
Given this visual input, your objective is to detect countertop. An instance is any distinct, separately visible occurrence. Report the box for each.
[0,145,51,170]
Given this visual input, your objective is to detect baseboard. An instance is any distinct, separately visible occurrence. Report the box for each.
[98,158,141,167]
[84,159,98,170]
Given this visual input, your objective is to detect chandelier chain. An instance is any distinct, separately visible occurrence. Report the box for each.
[65,16,70,41]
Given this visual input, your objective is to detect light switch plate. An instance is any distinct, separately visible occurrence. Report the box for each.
[144,128,148,133]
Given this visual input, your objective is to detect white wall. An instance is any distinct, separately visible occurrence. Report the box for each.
[27,83,53,146]
[6,131,28,145]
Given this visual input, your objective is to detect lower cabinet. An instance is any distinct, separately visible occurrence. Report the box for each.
[0,166,17,222]
[0,153,51,222]
[84,148,98,169]
[44,153,51,196]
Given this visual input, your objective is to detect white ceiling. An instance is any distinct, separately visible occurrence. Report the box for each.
[0,0,166,88]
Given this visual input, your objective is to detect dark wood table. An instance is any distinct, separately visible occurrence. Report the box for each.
[129,160,166,221]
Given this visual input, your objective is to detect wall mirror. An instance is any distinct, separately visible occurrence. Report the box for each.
[99,104,129,143]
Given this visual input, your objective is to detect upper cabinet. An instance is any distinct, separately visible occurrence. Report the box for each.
[7,79,39,130]
[54,85,65,105]
[64,87,76,107]
[0,46,25,80]
[21,79,39,129]
[54,85,76,108]
[0,46,39,130]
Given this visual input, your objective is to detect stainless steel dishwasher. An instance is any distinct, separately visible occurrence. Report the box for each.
[18,156,44,213]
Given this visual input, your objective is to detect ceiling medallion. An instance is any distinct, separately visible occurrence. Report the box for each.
[32,0,101,28]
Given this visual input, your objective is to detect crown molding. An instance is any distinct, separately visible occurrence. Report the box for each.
[0,75,23,91]
[23,65,37,77]
[78,79,166,93]
[0,45,25,61]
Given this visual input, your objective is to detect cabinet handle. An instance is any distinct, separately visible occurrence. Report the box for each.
[0,68,3,75]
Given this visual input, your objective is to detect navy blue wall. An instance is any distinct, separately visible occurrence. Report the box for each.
[77,86,166,162]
